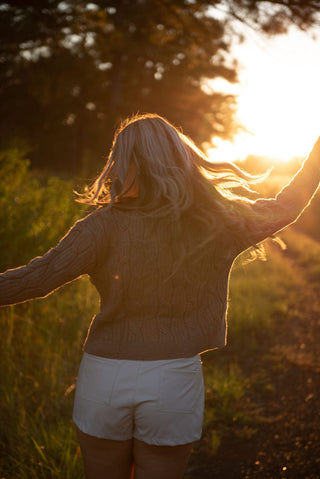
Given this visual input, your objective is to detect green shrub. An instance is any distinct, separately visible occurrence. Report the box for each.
[0,148,84,270]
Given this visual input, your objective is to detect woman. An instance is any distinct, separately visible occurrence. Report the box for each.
[0,113,319,479]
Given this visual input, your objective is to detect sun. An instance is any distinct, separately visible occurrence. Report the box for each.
[207,27,320,164]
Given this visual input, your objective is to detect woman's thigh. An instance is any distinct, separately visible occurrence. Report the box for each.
[76,428,193,479]
[76,427,133,479]
[133,438,194,479]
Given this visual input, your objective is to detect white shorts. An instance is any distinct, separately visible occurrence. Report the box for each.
[73,352,204,446]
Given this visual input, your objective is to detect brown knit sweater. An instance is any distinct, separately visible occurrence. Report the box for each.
[1,140,319,359]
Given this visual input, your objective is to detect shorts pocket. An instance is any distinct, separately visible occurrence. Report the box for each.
[159,367,203,414]
[76,353,120,404]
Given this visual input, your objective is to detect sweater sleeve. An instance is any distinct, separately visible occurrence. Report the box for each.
[0,216,97,307]
[235,137,320,252]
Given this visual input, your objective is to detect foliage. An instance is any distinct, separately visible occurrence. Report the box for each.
[221,0,320,34]
[0,1,319,173]
[0,148,84,270]
[0,0,238,173]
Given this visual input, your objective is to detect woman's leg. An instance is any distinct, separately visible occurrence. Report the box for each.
[133,438,194,479]
[76,427,133,479]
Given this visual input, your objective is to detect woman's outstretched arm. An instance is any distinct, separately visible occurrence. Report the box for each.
[237,136,320,251]
[0,216,97,307]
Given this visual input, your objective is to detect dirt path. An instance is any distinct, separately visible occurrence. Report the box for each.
[187,248,320,479]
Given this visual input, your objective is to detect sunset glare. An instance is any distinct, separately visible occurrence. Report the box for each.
[207,27,320,164]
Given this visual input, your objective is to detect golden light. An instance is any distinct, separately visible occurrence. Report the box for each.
[207,27,320,164]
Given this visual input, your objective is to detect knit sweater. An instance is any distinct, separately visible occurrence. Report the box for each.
[1,139,320,359]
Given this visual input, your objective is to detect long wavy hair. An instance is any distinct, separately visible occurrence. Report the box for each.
[77,113,268,259]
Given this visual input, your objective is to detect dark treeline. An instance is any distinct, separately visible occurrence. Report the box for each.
[1,0,319,175]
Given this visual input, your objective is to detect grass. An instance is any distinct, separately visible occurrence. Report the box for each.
[281,228,320,287]
[0,278,98,477]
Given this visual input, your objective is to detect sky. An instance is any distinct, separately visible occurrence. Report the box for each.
[207,25,320,163]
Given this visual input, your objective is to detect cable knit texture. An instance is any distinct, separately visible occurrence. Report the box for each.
[1,140,319,359]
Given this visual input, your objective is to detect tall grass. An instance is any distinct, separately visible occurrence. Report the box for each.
[0,278,98,477]
[281,229,320,288]
[0,150,96,476]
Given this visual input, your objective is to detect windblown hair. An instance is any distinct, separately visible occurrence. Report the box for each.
[77,113,268,258]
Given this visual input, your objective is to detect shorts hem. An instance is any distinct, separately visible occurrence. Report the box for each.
[73,417,132,441]
[133,433,202,446]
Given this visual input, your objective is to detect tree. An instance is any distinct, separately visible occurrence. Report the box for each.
[0,0,319,174]
[222,0,320,35]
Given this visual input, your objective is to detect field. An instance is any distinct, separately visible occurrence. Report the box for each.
[1,153,320,478]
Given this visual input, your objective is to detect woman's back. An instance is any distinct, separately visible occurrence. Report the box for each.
[81,205,234,360]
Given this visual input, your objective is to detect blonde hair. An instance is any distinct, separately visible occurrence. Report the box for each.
[77,113,267,257]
